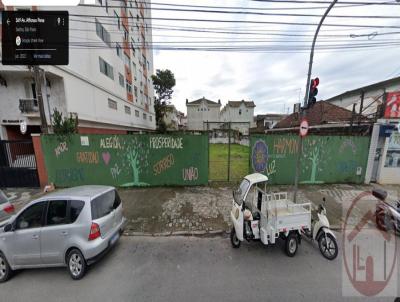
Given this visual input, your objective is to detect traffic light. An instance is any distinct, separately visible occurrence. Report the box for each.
[307,77,319,107]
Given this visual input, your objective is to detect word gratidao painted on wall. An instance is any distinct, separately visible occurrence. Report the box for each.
[149,136,183,149]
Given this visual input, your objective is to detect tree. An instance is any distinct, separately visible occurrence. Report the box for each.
[52,108,78,135]
[151,69,176,132]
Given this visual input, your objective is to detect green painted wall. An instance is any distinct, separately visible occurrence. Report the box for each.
[41,134,208,187]
[250,134,371,185]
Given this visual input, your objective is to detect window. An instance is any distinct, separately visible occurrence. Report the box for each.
[239,109,242,115]
[47,200,68,226]
[143,113,147,120]
[116,43,122,58]
[108,98,117,110]
[114,11,120,30]
[95,19,111,47]
[125,106,131,115]
[124,28,129,41]
[132,63,137,79]
[124,53,130,68]
[131,38,136,57]
[70,200,85,223]
[147,60,150,70]
[99,57,114,80]
[91,190,121,220]
[134,86,138,97]
[149,115,152,122]
[126,81,132,94]
[16,202,46,230]
[118,73,124,87]
[385,133,400,168]
[105,0,108,12]
[135,110,139,117]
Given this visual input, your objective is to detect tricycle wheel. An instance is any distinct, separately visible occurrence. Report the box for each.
[318,233,338,260]
[285,233,298,257]
[230,228,241,248]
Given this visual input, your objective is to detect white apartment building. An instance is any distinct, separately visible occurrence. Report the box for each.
[186,97,221,131]
[0,0,156,139]
[220,100,256,135]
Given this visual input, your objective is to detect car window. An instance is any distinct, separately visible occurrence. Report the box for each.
[0,191,9,205]
[70,200,85,223]
[47,200,69,226]
[16,202,46,230]
[91,190,120,220]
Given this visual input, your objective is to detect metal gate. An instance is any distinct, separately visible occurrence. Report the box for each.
[205,122,250,182]
[0,140,39,187]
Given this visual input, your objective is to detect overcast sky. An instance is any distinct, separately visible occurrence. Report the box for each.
[151,0,400,115]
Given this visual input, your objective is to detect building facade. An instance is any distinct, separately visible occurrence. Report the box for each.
[186,97,221,131]
[0,0,156,140]
[220,100,256,135]
[255,114,287,131]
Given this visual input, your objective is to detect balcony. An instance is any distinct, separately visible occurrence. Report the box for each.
[19,99,39,115]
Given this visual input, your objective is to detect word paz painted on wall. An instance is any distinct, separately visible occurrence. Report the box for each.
[266,160,277,176]
[150,137,183,149]
[55,168,84,183]
[273,137,298,157]
[110,163,121,179]
[153,154,175,175]
[76,151,99,164]
[183,167,199,181]
[100,136,122,149]
[54,142,68,158]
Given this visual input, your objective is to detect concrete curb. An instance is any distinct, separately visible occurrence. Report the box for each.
[123,229,228,237]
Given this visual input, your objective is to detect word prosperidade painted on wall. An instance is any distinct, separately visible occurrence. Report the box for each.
[41,134,208,187]
[250,135,370,185]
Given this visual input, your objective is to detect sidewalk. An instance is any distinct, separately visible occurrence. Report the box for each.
[120,183,400,236]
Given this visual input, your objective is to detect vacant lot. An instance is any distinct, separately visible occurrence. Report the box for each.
[209,143,249,181]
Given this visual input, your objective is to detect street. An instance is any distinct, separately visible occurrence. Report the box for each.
[0,234,398,302]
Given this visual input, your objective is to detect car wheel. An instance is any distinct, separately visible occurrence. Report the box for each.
[376,211,387,231]
[67,249,87,280]
[285,233,298,257]
[0,252,12,283]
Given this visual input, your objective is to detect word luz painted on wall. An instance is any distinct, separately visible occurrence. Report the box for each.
[153,153,175,176]
[149,137,183,149]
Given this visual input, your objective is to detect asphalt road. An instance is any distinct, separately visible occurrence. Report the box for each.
[0,235,398,302]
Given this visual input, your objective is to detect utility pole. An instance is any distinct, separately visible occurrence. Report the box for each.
[293,0,338,203]
[32,65,48,134]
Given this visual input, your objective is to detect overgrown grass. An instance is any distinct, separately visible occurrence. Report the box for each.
[209,143,250,181]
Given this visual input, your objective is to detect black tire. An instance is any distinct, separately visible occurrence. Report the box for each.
[0,252,12,283]
[285,233,298,257]
[230,228,241,248]
[318,233,338,260]
[67,249,87,280]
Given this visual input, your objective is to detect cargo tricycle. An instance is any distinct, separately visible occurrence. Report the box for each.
[230,173,338,260]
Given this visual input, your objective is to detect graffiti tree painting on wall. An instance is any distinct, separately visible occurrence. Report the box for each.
[121,140,150,187]
[300,138,330,184]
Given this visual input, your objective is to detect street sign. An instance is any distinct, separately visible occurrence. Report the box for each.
[20,120,27,134]
[299,119,309,137]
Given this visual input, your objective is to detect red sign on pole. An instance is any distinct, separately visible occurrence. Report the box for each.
[385,92,400,119]
[300,119,309,137]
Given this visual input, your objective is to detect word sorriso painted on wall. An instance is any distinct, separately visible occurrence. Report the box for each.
[76,152,99,164]
[150,137,183,149]
[183,167,199,181]
[100,136,122,149]
[153,154,175,175]
[54,141,68,158]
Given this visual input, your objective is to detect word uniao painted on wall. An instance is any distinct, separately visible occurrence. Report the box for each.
[182,167,199,181]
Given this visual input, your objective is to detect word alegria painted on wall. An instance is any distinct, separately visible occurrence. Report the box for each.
[100,136,123,149]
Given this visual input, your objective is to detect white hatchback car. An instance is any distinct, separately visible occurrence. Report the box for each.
[0,185,126,282]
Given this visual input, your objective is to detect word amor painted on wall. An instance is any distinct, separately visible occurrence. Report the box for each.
[54,141,68,158]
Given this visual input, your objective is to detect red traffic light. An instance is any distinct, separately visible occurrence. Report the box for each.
[311,77,320,89]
